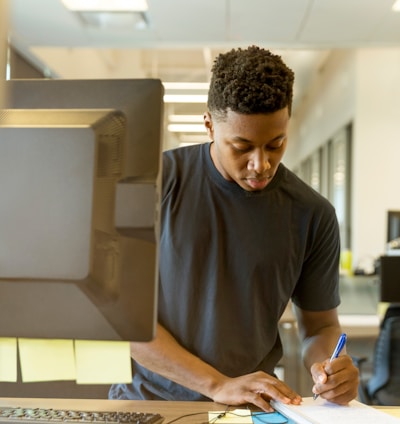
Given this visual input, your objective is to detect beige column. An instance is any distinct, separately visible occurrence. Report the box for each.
[0,0,9,108]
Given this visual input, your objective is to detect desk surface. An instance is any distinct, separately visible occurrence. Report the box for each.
[0,398,399,423]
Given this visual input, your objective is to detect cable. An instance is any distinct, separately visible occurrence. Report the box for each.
[163,404,230,424]
[163,405,289,424]
[163,411,208,424]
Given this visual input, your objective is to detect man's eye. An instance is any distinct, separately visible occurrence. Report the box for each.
[267,144,282,151]
[232,143,251,152]
[266,139,285,150]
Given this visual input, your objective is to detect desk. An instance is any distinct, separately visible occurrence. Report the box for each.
[376,406,400,418]
[0,398,399,423]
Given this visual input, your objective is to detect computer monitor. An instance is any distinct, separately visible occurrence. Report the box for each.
[0,79,164,342]
[387,210,400,243]
[379,255,400,303]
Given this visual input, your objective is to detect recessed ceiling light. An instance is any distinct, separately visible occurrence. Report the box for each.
[392,0,400,11]
[61,0,148,12]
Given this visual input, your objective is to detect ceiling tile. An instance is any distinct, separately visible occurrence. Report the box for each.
[229,0,311,44]
[299,0,398,45]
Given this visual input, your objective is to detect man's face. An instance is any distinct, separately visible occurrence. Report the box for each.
[204,108,289,192]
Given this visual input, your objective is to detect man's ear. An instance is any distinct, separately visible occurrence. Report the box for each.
[203,112,214,141]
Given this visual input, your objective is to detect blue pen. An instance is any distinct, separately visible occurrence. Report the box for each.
[313,333,347,400]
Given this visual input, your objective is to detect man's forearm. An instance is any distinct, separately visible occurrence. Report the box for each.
[130,324,304,411]
[294,306,344,370]
[301,326,343,370]
[130,323,228,399]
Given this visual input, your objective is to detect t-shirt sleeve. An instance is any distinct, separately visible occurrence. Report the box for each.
[291,202,341,311]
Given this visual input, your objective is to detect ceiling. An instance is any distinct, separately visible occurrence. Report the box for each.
[6,0,400,147]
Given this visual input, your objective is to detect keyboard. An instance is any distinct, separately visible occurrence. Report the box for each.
[0,407,164,424]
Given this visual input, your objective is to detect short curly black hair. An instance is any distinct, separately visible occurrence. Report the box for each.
[207,45,295,121]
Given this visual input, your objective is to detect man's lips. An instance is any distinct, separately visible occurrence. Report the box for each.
[245,175,272,189]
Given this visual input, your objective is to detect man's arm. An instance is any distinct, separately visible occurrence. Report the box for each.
[294,306,359,404]
[130,323,301,411]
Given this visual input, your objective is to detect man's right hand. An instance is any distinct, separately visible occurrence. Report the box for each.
[210,371,302,412]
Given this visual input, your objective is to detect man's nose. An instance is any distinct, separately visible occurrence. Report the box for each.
[248,149,271,173]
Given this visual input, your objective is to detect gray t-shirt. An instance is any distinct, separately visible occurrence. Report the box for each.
[109,142,340,401]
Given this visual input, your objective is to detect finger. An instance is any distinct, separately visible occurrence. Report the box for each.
[255,383,302,405]
[313,371,334,395]
[311,363,328,385]
[324,361,359,389]
[275,386,302,404]
[243,391,275,412]
[317,382,356,405]
[324,355,354,374]
[313,366,358,402]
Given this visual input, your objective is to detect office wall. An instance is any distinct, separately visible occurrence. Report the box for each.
[0,0,8,107]
[286,49,356,165]
[353,48,400,265]
[286,48,400,268]
[9,48,46,78]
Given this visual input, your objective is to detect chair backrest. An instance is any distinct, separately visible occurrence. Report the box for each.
[367,305,400,405]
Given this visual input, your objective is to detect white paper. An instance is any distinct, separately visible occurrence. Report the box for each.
[271,397,400,424]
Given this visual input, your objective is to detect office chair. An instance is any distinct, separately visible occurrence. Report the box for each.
[356,305,400,405]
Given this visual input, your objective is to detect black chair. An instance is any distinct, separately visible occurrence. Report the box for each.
[356,305,400,405]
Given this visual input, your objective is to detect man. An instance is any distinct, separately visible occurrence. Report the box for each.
[110,45,359,411]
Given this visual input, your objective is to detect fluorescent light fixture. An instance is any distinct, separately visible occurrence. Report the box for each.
[163,82,209,90]
[163,82,209,103]
[393,0,400,11]
[61,0,148,12]
[61,0,149,29]
[168,115,204,123]
[168,124,206,133]
[77,11,148,28]
[164,94,208,103]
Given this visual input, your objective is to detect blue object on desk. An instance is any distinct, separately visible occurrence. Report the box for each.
[252,411,296,423]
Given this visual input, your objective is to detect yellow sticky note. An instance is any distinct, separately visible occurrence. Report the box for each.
[377,302,390,319]
[0,338,17,382]
[208,409,253,423]
[18,338,76,382]
[74,340,132,384]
